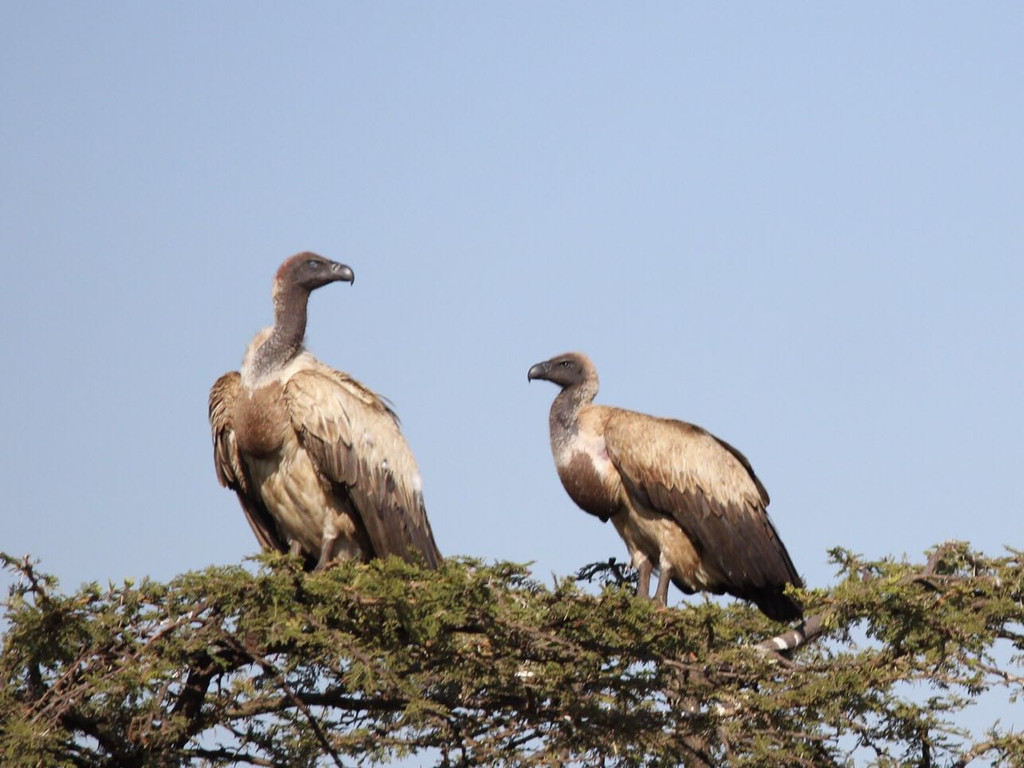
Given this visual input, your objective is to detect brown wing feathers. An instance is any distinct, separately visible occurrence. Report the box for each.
[627,475,801,618]
[285,368,442,568]
[208,372,291,556]
[604,412,802,621]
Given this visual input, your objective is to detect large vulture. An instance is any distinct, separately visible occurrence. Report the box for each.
[528,352,802,621]
[209,252,441,570]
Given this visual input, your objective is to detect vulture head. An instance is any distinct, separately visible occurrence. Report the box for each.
[245,252,356,386]
[274,252,354,299]
[527,352,598,391]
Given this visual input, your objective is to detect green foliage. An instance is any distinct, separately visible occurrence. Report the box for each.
[1,544,1022,767]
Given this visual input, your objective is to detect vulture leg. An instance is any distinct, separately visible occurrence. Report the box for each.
[313,516,341,572]
[653,567,672,607]
[635,557,654,599]
[288,540,304,557]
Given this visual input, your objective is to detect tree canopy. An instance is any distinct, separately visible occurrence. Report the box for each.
[1,542,1022,767]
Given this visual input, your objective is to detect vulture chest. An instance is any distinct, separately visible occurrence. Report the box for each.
[558,453,620,521]
[234,383,291,458]
[554,423,622,523]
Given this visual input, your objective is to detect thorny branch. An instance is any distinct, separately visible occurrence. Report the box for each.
[1,544,1021,767]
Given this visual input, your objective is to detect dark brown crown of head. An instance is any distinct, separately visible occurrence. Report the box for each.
[274,252,354,294]
[527,352,596,390]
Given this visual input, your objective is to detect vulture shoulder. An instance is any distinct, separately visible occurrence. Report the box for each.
[283,365,441,568]
[598,406,802,592]
[208,371,289,554]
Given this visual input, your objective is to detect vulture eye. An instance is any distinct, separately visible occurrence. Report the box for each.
[306,259,321,269]
[560,361,572,368]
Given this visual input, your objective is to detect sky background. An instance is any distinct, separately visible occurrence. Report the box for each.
[1,0,1022,743]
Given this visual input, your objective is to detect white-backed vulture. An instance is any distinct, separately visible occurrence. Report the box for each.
[209,252,441,570]
[528,352,802,621]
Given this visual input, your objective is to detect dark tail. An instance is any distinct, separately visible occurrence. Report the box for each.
[752,588,803,623]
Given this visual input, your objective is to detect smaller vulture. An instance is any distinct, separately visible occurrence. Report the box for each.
[528,352,802,621]
[209,252,441,570]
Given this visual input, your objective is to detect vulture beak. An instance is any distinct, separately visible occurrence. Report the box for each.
[527,361,550,382]
[331,262,355,285]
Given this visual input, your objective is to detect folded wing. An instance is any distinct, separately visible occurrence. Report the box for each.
[602,410,802,620]
[209,372,290,555]
[284,367,442,568]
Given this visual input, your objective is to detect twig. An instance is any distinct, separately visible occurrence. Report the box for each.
[224,634,346,768]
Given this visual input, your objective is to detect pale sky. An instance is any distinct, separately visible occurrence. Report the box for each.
[2,2,1021,633]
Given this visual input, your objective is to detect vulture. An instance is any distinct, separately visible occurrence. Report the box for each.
[208,252,441,570]
[528,352,802,621]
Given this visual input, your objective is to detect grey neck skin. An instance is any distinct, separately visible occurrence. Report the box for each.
[250,284,310,380]
[549,379,597,435]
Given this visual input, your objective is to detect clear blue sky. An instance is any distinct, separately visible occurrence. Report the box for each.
[2,5,1021,608]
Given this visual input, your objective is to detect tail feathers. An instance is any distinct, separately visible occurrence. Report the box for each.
[751,588,803,623]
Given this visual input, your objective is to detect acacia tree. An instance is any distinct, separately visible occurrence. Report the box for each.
[1,542,1022,767]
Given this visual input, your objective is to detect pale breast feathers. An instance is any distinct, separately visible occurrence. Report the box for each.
[552,407,625,521]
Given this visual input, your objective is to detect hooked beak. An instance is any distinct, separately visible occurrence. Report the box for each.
[331,262,355,284]
[527,361,550,382]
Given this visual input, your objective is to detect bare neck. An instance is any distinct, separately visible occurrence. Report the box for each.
[250,284,309,380]
[549,379,598,435]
